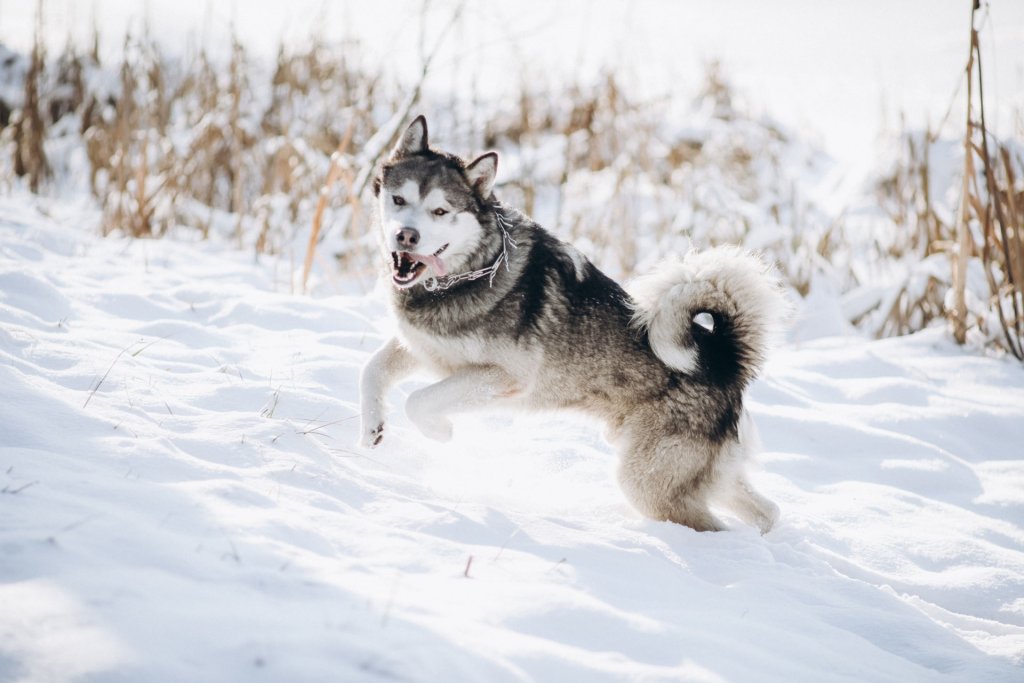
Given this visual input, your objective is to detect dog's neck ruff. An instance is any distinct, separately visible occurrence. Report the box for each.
[423,211,518,292]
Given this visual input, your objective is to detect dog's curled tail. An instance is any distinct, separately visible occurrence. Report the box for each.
[629,247,788,387]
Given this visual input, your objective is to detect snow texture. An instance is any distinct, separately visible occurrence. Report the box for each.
[1,195,1023,682]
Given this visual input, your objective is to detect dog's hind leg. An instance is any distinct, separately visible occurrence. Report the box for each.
[656,494,726,533]
[359,337,420,448]
[405,364,518,442]
[616,434,726,532]
[714,413,778,533]
[718,472,779,535]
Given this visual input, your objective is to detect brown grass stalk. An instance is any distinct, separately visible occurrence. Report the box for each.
[949,0,1024,359]
[14,0,50,192]
[302,120,356,293]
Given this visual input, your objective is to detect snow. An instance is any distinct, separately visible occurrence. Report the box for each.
[2,194,1023,682]
[2,1,1024,678]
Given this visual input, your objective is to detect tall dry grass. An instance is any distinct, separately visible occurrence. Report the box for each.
[951,1,1024,358]
[1,4,1020,359]
[2,21,819,282]
[872,2,1023,358]
[11,1,49,193]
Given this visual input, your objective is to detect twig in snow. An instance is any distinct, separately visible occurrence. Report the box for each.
[54,515,99,534]
[1,480,39,495]
[84,336,168,408]
[463,555,474,578]
[111,420,139,438]
[260,387,281,418]
[84,344,135,408]
[547,558,568,574]
[493,528,519,562]
[222,540,242,564]
[298,412,359,436]
[328,448,387,468]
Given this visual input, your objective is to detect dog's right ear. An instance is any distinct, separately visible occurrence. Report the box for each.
[390,115,428,158]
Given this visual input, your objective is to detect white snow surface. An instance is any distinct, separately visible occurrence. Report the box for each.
[2,195,1024,682]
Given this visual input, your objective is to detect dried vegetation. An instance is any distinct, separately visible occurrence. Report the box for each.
[870,2,1023,358]
[0,3,1021,358]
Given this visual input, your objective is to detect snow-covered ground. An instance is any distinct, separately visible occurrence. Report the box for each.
[2,194,1023,682]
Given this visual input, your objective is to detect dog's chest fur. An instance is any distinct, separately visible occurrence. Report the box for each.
[396,318,537,377]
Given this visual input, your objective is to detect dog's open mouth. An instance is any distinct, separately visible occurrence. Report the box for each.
[391,244,449,287]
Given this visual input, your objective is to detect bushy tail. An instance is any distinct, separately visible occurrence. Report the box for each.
[629,247,788,388]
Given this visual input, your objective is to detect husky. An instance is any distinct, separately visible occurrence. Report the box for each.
[359,116,786,533]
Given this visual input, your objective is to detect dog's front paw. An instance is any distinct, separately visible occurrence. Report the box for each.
[359,421,385,449]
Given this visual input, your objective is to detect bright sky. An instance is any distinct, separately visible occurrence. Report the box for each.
[1,0,1022,168]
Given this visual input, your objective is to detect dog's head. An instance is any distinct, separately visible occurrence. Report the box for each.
[372,116,498,289]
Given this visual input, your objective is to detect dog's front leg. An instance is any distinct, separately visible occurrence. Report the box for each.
[359,337,419,448]
[405,365,518,442]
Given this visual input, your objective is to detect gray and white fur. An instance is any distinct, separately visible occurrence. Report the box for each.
[360,115,786,533]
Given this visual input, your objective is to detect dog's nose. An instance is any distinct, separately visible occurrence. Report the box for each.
[395,227,420,249]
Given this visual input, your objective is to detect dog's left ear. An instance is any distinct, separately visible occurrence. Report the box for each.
[465,152,498,197]
[391,115,429,158]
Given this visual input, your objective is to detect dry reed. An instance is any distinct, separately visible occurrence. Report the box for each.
[2,2,1020,361]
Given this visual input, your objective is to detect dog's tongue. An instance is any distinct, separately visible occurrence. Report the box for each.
[407,252,447,277]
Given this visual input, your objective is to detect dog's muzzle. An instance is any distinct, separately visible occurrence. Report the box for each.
[390,244,449,288]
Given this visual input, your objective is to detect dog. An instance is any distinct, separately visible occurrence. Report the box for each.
[359,115,785,533]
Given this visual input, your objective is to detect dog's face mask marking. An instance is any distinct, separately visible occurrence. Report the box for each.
[375,116,499,290]
[378,173,488,289]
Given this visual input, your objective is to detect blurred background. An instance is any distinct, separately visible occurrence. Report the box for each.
[0,0,1022,353]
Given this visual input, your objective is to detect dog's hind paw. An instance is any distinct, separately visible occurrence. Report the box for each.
[414,416,453,443]
[405,390,454,443]
[755,502,780,535]
[359,422,385,449]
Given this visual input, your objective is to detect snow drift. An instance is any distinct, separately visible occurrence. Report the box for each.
[1,196,1023,682]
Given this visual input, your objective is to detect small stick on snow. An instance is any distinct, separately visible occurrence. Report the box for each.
[493,528,519,562]
[84,336,167,408]
[548,558,568,574]
[464,555,473,578]
[1,480,39,495]
[84,345,135,408]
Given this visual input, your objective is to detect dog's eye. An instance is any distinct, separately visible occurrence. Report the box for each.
[392,195,406,206]
[432,208,449,217]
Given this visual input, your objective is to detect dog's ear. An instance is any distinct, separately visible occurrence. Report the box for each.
[465,152,498,197]
[391,115,428,158]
